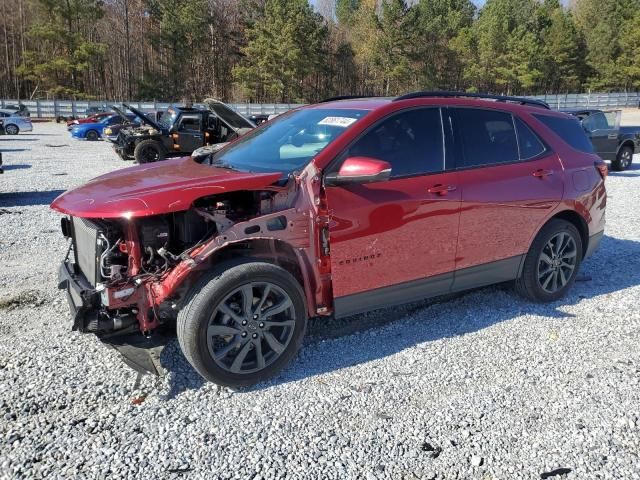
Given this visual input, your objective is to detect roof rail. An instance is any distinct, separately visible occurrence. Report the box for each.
[393,91,550,109]
[319,95,378,103]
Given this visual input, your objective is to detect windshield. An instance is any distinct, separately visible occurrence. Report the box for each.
[209,108,369,174]
[158,110,177,129]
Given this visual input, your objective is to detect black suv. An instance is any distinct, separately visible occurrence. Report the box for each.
[564,109,640,171]
[115,99,255,163]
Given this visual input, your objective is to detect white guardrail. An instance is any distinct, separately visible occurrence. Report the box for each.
[0,100,303,119]
[2,92,640,118]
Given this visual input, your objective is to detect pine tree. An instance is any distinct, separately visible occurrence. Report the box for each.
[18,0,107,98]
[233,0,327,102]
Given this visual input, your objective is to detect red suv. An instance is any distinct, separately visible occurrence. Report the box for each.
[52,92,607,387]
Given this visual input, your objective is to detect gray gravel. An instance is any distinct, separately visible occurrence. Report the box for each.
[1,122,640,479]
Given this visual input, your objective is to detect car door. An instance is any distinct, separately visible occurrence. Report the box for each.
[324,107,461,317]
[583,111,619,160]
[449,107,564,290]
[175,113,205,152]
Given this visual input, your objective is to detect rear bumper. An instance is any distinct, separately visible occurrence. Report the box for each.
[585,230,604,258]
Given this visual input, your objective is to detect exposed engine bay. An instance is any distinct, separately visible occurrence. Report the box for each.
[97,191,277,287]
[61,171,330,338]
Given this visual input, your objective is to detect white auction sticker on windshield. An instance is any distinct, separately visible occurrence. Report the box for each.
[318,116,358,127]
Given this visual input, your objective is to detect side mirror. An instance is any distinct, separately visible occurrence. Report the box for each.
[325,156,392,186]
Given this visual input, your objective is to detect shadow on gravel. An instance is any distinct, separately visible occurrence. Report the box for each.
[609,171,640,178]
[0,138,38,142]
[0,164,31,171]
[0,190,64,207]
[16,133,60,136]
[160,234,640,396]
[0,148,30,153]
[608,163,640,177]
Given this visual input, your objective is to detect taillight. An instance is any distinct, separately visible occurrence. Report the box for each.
[595,161,608,179]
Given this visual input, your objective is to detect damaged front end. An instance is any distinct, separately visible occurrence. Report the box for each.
[55,164,332,375]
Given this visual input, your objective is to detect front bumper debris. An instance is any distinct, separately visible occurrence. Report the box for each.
[58,260,168,376]
[99,332,170,376]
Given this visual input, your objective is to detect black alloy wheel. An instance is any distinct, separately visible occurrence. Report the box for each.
[140,145,159,162]
[206,282,296,374]
[134,139,166,163]
[537,231,578,293]
[177,261,307,387]
[613,146,633,171]
[515,219,583,302]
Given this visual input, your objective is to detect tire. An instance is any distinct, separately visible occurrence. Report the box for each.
[515,219,583,303]
[612,145,633,171]
[177,260,307,387]
[134,139,166,163]
[5,124,19,135]
[86,129,99,141]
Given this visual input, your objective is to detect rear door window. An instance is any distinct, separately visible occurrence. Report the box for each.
[452,108,519,167]
[515,117,546,160]
[345,107,445,177]
[534,114,594,153]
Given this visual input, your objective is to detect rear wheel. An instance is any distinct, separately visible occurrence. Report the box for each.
[612,145,633,171]
[86,129,99,141]
[177,261,307,387]
[134,139,166,163]
[515,219,583,302]
[5,124,19,135]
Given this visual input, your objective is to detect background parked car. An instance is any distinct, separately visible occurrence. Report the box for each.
[0,109,33,134]
[0,118,4,135]
[114,99,254,162]
[57,105,110,123]
[2,103,30,117]
[70,113,131,141]
[66,111,114,129]
[563,108,640,171]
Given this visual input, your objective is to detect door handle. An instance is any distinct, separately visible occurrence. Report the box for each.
[532,169,554,178]
[608,134,618,140]
[427,184,457,195]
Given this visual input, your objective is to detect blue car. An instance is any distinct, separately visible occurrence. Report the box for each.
[70,114,134,141]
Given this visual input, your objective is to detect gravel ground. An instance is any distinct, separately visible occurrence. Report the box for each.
[1,122,639,480]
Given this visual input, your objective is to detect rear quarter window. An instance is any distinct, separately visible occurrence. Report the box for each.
[533,114,594,154]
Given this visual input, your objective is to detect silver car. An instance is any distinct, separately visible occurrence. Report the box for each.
[0,109,33,134]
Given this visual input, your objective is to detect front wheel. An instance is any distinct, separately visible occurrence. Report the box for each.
[86,129,99,141]
[612,145,633,171]
[134,139,166,163]
[177,261,307,387]
[515,219,583,303]
[5,124,19,135]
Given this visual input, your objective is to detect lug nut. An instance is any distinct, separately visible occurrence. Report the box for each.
[252,333,258,339]
[241,332,247,337]
[253,314,258,320]
[259,322,265,328]
[242,320,247,326]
